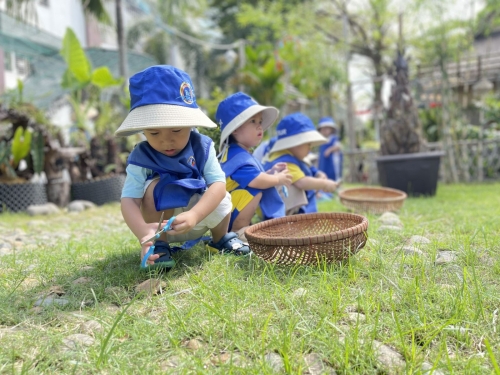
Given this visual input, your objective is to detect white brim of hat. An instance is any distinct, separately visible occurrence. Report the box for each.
[219,105,279,151]
[318,122,337,129]
[269,131,327,154]
[115,104,216,137]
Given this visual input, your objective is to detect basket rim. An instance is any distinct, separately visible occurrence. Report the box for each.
[245,212,368,246]
[338,186,407,203]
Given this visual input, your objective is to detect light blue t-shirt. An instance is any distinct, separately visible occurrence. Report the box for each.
[121,143,225,199]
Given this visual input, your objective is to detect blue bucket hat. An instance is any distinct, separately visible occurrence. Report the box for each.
[318,116,337,129]
[115,65,216,137]
[269,112,326,154]
[216,92,278,151]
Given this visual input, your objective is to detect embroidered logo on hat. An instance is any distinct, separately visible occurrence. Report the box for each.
[180,82,194,104]
[277,128,287,136]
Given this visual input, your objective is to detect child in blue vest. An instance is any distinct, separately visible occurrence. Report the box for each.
[317,116,343,181]
[216,92,292,240]
[263,113,339,214]
[115,66,250,269]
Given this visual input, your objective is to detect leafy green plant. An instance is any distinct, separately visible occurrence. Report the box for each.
[0,140,16,179]
[197,86,228,148]
[238,44,285,107]
[60,27,122,133]
[30,131,45,175]
[11,127,32,168]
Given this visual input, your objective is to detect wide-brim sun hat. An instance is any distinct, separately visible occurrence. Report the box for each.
[115,65,216,137]
[269,112,327,154]
[318,116,337,129]
[216,92,278,151]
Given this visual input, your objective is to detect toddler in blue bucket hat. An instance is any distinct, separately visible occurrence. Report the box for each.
[317,116,343,181]
[216,92,292,240]
[263,113,339,214]
[115,66,250,269]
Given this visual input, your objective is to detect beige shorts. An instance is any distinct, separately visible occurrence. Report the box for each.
[144,180,231,242]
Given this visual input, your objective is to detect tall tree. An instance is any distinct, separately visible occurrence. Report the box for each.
[474,0,500,37]
[126,0,210,75]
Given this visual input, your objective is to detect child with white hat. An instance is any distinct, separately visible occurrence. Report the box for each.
[116,66,250,269]
[216,92,292,238]
[263,113,339,214]
[317,116,343,181]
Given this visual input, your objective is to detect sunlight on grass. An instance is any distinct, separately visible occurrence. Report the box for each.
[0,183,499,373]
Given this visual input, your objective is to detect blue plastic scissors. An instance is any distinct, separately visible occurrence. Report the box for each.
[282,185,289,198]
[140,213,176,269]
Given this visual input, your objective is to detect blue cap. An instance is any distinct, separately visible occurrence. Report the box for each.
[216,92,278,151]
[269,113,326,154]
[129,65,198,110]
[318,116,336,128]
[115,65,216,136]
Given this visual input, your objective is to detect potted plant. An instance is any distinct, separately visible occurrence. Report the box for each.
[0,106,47,212]
[376,51,444,196]
[69,102,127,206]
[59,27,125,205]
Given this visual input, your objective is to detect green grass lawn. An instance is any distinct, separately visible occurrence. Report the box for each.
[1,183,499,374]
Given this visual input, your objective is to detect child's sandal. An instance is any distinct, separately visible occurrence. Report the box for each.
[207,232,251,256]
[141,241,176,270]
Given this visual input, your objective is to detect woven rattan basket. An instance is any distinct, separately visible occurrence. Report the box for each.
[245,212,368,265]
[339,187,407,214]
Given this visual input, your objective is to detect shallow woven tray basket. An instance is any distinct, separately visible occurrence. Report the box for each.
[245,212,368,265]
[339,187,407,214]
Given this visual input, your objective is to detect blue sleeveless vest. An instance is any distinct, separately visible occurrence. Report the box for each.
[127,131,212,211]
[221,146,285,220]
[263,153,317,213]
[318,136,343,180]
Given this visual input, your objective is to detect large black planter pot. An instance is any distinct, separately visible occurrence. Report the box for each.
[0,182,47,213]
[375,151,445,197]
[71,175,126,206]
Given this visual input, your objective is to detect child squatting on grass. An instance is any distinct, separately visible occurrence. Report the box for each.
[115,65,250,269]
[263,113,339,215]
[216,92,292,241]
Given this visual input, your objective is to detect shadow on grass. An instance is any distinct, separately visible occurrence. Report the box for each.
[0,240,226,323]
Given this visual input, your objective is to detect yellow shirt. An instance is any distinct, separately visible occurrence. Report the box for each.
[267,150,305,183]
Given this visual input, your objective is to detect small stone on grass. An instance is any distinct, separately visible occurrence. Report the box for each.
[62,334,95,351]
[264,352,284,373]
[303,353,336,375]
[135,278,166,296]
[293,288,307,298]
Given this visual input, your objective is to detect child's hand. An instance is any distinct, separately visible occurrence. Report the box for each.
[138,220,171,265]
[267,162,287,174]
[140,240,160,265]
[167,211,198,236]
[277,170,293,186]
[323,179,338,193]
[323,145,340,157]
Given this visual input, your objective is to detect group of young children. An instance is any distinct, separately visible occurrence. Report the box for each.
[115,65,342,269]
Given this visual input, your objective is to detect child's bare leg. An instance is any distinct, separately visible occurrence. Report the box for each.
[210,212,231,243]
[231,193,262,233]
[140,179,175,242]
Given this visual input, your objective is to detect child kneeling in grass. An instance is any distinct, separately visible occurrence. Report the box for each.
[216,92,292,241]
[263,113,338,215]
[116,66,250,269]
